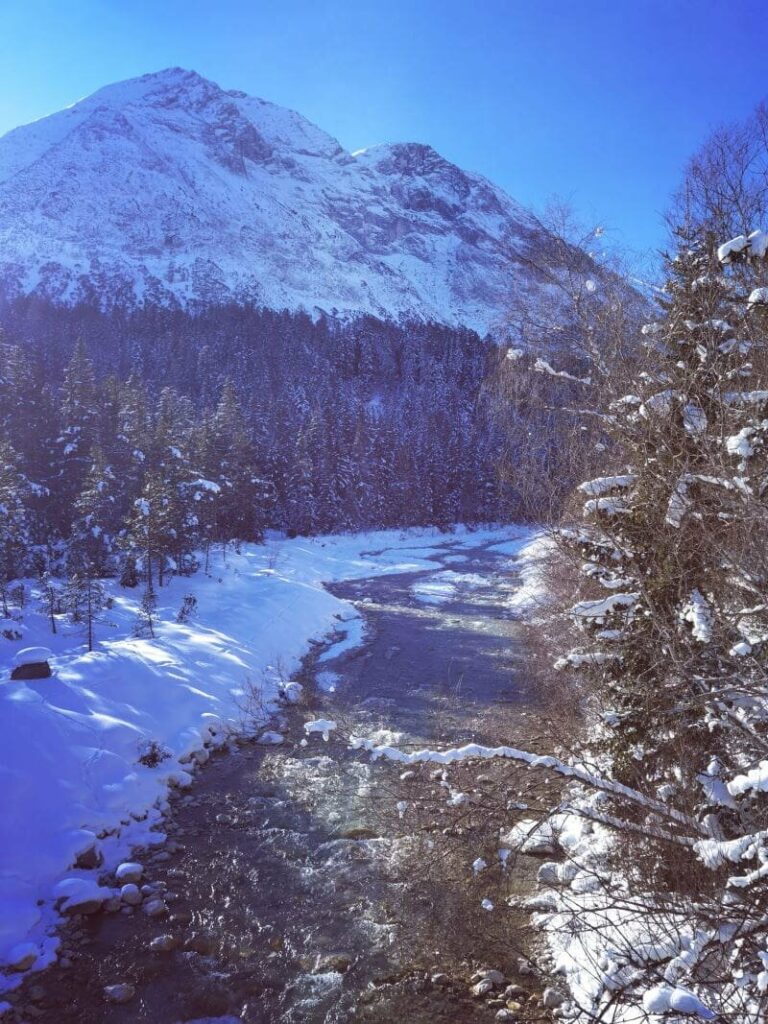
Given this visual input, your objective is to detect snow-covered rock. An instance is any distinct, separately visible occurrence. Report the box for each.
[0,68,595,335]
[53,878,110,915]
[11,647,53,667]
[115,862,143,884]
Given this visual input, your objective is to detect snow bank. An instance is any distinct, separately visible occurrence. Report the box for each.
[0,523,530,988]
[505,532,556,616]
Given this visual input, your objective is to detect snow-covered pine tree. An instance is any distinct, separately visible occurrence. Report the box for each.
[558,222,768,882]
[63,572,107,652]
[0,441,31,617]
[69,447,119,576]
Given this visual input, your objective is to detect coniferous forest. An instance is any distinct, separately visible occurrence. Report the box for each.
[0,297,587,590]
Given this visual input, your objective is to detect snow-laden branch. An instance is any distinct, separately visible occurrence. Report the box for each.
[348,737,707,835]
[533,357,592,385]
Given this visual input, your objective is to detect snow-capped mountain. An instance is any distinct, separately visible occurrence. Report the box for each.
[0,68,549,334]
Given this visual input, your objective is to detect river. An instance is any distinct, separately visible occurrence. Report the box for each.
[14,538,540,1023]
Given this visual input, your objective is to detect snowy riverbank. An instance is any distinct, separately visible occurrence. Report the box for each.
[0,524,539,991]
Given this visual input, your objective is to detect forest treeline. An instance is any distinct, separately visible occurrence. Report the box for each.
[0,300,591,590]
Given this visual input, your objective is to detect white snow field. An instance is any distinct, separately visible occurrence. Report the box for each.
[0,524,535,992]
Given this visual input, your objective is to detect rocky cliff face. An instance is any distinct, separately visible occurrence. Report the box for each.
[0,68,551,333]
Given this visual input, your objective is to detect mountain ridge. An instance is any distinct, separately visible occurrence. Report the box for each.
[0,67,550,333]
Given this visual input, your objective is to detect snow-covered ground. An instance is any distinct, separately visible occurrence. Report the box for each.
[0,524,536,992]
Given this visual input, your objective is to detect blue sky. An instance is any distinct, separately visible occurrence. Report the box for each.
[0,0,767,257]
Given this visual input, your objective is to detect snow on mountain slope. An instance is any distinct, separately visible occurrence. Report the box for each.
[0,68,549,333]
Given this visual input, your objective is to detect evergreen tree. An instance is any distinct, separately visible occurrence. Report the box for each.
[559,225,768,814]
[63,572,107,652]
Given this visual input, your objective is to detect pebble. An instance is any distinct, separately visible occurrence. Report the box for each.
[495,1011,518,1022]
[103,983,135,1004]
[504,984,528,999]
[149,934,179,952]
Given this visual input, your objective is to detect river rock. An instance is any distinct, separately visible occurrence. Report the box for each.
[471,979,494,997]
[504,984,528,999]
[120,884,142,906]
[142,898,167,917]
[149,934,179,952]
[115,862,143,884]
[55,878,108,916]
[104,983,135,1004]
[495,1011,518,1022]
[474,968,505,986]
[313,952,352,973]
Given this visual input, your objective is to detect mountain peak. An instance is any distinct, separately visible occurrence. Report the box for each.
[87,66,227,109]
[0,70,546,332]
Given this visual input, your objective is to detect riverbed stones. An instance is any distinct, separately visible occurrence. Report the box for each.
[504,984,528,999]
[103,983,135,1004]
[149,933,179,952]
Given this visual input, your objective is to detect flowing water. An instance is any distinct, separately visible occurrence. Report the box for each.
[14,539,540,1023]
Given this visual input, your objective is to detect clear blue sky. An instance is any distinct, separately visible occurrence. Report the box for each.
[0,0,767,259]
